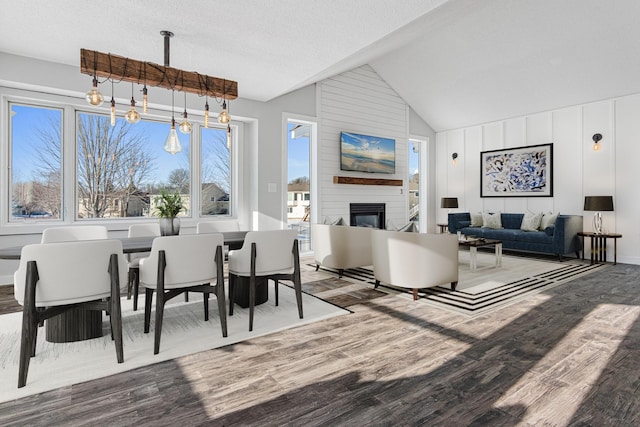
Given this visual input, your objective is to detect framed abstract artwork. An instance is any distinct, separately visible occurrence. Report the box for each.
[480,143,553,197]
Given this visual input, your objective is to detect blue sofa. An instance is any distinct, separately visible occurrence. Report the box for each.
[447,213,583,259]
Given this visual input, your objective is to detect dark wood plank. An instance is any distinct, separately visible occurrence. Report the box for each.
[1,260,640,425]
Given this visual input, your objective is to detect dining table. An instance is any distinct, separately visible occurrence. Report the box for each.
[0,230,271,343]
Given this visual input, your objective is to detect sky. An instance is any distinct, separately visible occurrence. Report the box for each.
[10,103,198,185]
[287,122,310,181]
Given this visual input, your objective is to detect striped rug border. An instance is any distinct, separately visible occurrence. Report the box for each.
[308,261,605,316]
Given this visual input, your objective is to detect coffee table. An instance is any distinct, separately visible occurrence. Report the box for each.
[458,237,502,271]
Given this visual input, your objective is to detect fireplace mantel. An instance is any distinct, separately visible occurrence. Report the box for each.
[333,176,402,186]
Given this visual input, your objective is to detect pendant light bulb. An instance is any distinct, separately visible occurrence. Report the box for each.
[125,98,141,124]
[204,100,209,128]
[110,98,116,126]
[86,76,104,106]
[142,85,148,113]
[179,111,192,134]
[164,118,182,155]
[165,90,182,155]
[178,91,191,133]
[109,79,115,126]
[218,100,230,124]
[125,83,140,124]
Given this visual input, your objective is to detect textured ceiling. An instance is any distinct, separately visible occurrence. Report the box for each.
[0,0,446,101]
[2,0,640,131]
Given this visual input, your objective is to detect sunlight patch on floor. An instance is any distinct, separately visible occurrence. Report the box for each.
[494,303,640,425]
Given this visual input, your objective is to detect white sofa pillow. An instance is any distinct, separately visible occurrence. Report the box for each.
[539,212,559,230]
[482,212,502,229]
[470,212,483,227]
[521,211,543,231]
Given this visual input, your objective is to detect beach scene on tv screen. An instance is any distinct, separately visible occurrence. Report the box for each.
[340,132,395,174]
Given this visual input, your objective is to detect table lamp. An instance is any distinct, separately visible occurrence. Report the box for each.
[583,196,613,234]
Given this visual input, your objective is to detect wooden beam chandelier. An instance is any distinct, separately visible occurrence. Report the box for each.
[80,30,236,154]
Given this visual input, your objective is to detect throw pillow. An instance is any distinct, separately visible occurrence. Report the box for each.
[482,212,502,229]
[539,212,559,230]
[323,216,344,226]
[521,210,543,231]
[470,212,483,227]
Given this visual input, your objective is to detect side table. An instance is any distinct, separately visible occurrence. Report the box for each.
[437,223,449,233]
[578,232,622,265]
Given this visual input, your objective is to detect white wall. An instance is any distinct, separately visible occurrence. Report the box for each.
[436,93,640,265]
[317,65,435,230]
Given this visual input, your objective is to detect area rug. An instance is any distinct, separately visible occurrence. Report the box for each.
[0,285,349,403]
[311,251,605,316]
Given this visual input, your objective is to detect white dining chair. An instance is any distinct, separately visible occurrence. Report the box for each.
[197,221,240,259]
[138,233,227,354]
[13,239,128,388]
[228,229,303,332]
[127,223,161,311]
[41,225,108,243]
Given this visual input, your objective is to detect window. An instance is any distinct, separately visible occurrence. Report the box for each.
[75,112,192,219]
[4,88,239,230]
[200,126,231,216]
[10,103,63,222]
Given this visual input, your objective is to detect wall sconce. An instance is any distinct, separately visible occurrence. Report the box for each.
[592,133,603,151]
[452,152,458,165]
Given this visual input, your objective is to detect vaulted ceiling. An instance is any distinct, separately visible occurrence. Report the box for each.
[2,0,639,132]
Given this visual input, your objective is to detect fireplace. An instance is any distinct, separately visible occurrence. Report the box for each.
[350,203,385,229]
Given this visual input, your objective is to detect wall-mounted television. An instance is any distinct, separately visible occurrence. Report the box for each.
[340,131,395,174]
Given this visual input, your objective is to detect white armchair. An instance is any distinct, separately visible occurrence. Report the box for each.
[311,224,373,277]
[41,225,108,243]
[228,229,302,332]
[371,230,459,300]
[13,239,128,388]
[139,234,227,354]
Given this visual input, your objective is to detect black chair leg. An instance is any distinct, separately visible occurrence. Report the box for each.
[217,285,228,337]
[18,261,38,388]
[154,290,165,355]
[203,293,210,321]
[274,279,279,306]
[127,269,134,299]
[249,274,255,332]
[108,253,124,364]
[132,268,140,311]
[143,287,154,333]
[294,277,303,319]
[229,274,235,316]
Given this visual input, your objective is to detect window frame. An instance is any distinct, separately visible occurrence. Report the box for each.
[1,86,241,235]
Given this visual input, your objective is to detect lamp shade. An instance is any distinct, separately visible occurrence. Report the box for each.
[441,197,459,209]
[584,196,614,211]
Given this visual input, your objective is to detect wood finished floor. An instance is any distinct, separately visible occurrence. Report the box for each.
[1,258,640,426]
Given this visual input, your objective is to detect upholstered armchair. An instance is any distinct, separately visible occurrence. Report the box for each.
[13,239,128,388]
[311,223,373,277]
[138,234,227,354]
[371,230,459,300]
[227,229,302,332]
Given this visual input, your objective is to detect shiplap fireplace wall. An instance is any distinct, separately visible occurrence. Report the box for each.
[317,65,409,228]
